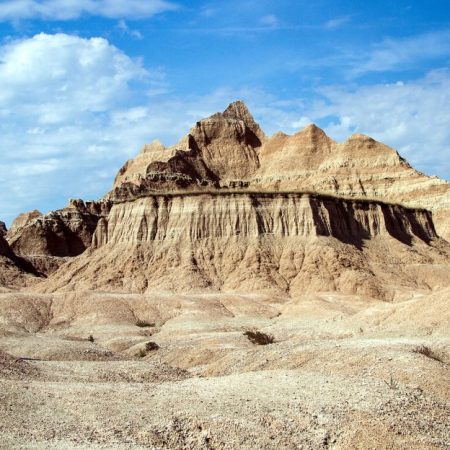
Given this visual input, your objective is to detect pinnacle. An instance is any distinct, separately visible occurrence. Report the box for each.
[222,100,255,123]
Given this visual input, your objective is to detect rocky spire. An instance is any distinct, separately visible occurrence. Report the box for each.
[221,100,265,141]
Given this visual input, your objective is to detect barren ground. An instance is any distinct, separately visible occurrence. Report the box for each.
[0,290,449,449]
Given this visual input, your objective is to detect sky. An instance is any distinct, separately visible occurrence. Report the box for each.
[0,0,450,226]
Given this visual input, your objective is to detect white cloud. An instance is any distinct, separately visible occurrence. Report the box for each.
[0,33,160,225]
[0,0,177,21]
[117,19,143,39]
[0,33,147,122]
[355,30,450,74]
[314,70,450,178]
[323,16,350,30]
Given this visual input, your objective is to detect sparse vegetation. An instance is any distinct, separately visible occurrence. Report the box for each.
[145,342,159,351]
[412,345,443,363]
[137,341,159,358]
[384,373,399,390]
[135,320,155,328]
[244,330,275,345]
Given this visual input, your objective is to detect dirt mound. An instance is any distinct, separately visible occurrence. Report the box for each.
[0,350,38,379]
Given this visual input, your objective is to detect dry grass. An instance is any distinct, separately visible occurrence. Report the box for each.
[412,345,443,363]
[135,320,155,328]
[384,373,399,390]
[244,330,275,345]
[137,342,160,357]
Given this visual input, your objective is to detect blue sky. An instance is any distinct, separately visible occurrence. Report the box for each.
[1,0,450,225]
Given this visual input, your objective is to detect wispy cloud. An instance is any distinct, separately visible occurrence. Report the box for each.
[117,19,143,39]
[323,15,351,30]
[0,0,178,21]
[355,29,450,74]
[259,14,279,28]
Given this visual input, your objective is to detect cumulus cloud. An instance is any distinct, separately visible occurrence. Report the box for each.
[0,0,177,21]
[315,70,450,177]
[0,33,158,224]
[0,33,147,122]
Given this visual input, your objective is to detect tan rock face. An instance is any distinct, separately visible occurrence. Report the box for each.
[9,210,42,234]
[113,140,170,188]
[108,101,264,201]
[254,128,450,239]
[37,192,450,300]
[110,101,450,240]
[7,199,111,275]
[0,233,38,289]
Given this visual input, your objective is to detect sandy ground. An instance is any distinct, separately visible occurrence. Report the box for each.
[0,290,449,449]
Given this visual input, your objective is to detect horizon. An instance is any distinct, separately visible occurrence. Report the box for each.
[1,0,450,225]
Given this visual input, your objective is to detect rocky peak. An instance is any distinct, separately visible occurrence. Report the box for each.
[295,124,335,153]
[9,210,42,233]
[342,133,410,167]
[141,139,165,154]
[222,100,256,124]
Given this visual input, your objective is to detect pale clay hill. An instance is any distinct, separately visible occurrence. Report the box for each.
[1,101,450,449]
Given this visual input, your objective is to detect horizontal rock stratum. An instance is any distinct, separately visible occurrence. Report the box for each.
[35,192,450,300]
[111,101,450,240]
[4,100,450,298]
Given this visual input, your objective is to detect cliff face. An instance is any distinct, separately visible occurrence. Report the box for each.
[38,192,450,300]
[0,233,38,289]
[107,102,450,240]
[253,128,450,239]
[6,199,111,274]
[94,193,437,246]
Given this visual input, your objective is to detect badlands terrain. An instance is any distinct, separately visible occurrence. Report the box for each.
[0,101,449,449]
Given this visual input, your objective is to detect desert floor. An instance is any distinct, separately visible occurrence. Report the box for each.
[0,290,449,449]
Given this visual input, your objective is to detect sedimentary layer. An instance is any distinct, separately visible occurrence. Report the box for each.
[111,102,450,240]
[36,192,450,300]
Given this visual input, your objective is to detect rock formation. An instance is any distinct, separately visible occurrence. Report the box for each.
[6,199,111,275]
[36,192,450,301]
[107,101,450,240]
[253,126,450,240]
[108,101,264,201]
[0,222,7,237]
[2,101,450,450]
[0,231,38,289]
[6,101,450,298]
